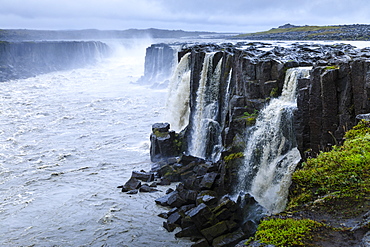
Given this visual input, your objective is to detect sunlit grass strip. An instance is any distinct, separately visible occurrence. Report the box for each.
[235,25,340,37]
[289,120,370,208]
[252,218,324,246]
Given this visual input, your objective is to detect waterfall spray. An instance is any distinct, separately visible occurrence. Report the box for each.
[235,67,311,214]
[165,53,191,132]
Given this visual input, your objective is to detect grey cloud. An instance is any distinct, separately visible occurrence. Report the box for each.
[0,0,369,32]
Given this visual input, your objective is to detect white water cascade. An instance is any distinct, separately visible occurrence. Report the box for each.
[236,67,311,214]
[165,53,191,132]
[188,53,224,161]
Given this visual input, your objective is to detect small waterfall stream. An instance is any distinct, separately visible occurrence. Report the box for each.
[235,67,311,214]
[188,53,224,161]
[165,52,191,132]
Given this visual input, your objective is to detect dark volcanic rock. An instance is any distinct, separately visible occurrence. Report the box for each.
[212,228,247,247]
[120,177,141,192]
[131,170,154,182]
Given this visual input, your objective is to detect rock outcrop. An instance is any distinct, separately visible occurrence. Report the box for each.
[137,43,178,87]
[160,42,370,159]
[143,41,370,245]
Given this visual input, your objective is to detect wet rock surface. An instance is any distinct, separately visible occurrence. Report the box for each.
[174,41,370,158]
[150,154,266,247]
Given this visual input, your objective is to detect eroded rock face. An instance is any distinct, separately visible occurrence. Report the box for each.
[144,42,370,245]
[137,43,177,87]
[151,42,370,160]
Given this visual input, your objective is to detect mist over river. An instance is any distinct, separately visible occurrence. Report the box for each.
[0,39,191,246]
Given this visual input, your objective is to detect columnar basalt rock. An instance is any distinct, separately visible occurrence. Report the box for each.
[137,43,177,87]
[145,42,370,245]
[160,42,370,159]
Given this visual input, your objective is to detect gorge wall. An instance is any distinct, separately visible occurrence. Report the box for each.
[138,41,370,246]
[149,42,370,161]
[0,41,110,82]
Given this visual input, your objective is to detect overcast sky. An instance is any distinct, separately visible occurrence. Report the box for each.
[1,0,369,33]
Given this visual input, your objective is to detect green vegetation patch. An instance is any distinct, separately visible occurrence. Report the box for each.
[324,65,340,70]
[240,110,259,126]
[224,152,244,162]
[236,25,340,38]
[288,120,370,211]
[248,217,325,246]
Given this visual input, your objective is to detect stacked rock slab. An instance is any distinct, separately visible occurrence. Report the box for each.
[151,154,265,247]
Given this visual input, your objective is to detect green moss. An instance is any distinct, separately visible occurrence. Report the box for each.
[235,25,340,38]
[224,152,244,162]
[248,218,324,246]
[269,87,279,98]
[288,120,370,211]
[240,110,259,126]
[324,65,340,70]
[153,130,169,138]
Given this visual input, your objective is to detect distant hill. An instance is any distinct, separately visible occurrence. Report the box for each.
[234,24,370,41]
[0,28,227,41]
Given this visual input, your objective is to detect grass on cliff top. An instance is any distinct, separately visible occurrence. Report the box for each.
[247,217,325,247]
[246,120,370,247]
[235,25,340,38]
[288,120,370,213]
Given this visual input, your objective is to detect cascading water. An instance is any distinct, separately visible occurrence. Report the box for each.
[188,53,224,161]
[235,67,311,214]
[165,53,191,132]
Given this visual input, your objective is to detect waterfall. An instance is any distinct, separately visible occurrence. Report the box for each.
[235,67,311,214]
[188,53,224,161]
[165,53,191,132]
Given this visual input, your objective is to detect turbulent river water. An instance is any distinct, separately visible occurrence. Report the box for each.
[0,40,191,246]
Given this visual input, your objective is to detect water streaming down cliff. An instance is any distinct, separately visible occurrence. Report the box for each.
[188,53,225,161]
[0,41,109,82]
[235,67,311,214]
[165,53,191,132]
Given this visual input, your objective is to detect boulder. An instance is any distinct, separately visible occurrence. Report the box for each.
[139,184,158,193]
[186,203,215,229]
[120,177,141,192]
[131,170,154,182]
[199,172,218,190]
[167,191,187,208]
[175,225,202,238]
[191,238,210,247]
[201,221,229,242]
[212,228,247,247]
[152,122,170,133]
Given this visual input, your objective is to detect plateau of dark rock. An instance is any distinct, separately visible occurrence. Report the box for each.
[160,41,370,158]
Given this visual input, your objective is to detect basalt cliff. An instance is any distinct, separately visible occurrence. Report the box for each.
[147,42,370,160]
[140,42,370,247]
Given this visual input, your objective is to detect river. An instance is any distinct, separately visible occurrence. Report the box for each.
[0,39,191,246]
